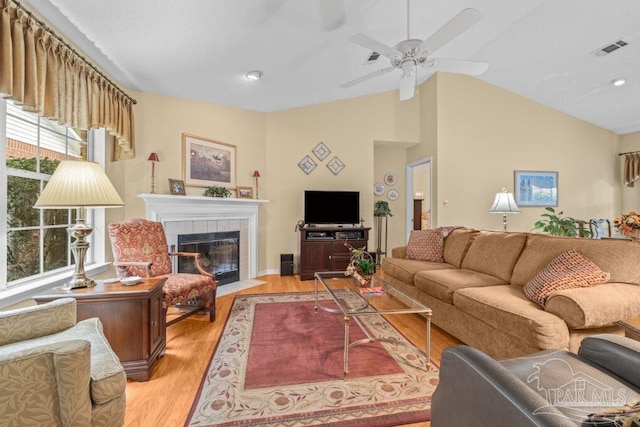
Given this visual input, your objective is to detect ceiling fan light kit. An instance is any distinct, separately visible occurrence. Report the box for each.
[340,3,488,101]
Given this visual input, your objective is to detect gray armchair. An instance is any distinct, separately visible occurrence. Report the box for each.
[432,334,640,426]
[0,298,126,426]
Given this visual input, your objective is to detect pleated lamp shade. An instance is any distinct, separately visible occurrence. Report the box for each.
[34,160,124,208]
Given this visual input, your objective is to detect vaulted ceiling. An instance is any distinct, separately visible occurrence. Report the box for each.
[25,0,640,134]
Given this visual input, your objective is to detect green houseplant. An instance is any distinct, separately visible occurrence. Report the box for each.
[533,207,590,237]
[344,243,375,286]
[203,185,232,198]
[374,200,393,217]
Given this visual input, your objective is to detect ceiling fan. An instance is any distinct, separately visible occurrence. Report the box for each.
[340,2,489,101]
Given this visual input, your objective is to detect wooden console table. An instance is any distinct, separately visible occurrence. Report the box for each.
[33,277,167,381]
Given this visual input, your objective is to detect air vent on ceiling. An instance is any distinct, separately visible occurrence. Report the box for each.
[364,51,380,64]
[592,39,629,57]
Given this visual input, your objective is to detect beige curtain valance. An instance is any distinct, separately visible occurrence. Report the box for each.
[624,153,640,187]
[0,0,136,160]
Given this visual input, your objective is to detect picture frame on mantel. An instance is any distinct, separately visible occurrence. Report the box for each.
[168,179,186,195]
[182,133,236,188]
[237,186,253,199]
[514,170,558,207]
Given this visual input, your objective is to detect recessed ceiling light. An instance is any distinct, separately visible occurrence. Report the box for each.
[245,70,263,81]
[611,78,627,87]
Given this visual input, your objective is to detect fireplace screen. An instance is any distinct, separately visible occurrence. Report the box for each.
[177,231,239,285]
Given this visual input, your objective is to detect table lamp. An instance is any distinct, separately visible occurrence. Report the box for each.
[34,160,124,289]
[147,152,159,193]
[489,188,520,231]
[252,170,260,199]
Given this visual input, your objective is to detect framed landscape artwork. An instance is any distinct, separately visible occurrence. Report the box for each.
[514,170,558,207]
[182,133,236,188]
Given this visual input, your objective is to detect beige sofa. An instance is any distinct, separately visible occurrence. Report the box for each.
[382,229,640,359]
[0,298,126,426]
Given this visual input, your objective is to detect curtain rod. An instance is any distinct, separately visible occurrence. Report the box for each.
[619,151,640,157]
[10,0,137,105]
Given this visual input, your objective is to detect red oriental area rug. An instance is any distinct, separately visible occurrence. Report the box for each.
[185,292,438,426]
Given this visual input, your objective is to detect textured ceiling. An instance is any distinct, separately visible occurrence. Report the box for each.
[24,0,640,134]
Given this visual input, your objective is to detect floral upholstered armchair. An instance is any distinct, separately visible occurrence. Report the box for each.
[108,218,217,326]
[0,298,126,426]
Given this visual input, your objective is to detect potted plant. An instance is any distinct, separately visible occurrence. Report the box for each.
[203,185,232,198]
[374,200,393,217]
[344,243,375,287]
[533,207,591,237]
[613,211,640,238]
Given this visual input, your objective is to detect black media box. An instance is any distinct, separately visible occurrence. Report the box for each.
[280,253,294,276]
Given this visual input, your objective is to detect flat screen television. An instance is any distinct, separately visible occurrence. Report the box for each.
[304,190,360,225]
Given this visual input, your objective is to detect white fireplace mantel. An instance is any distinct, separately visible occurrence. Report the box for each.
[138,193,268,279]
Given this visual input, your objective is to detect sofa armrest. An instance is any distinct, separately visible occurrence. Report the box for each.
[578,334,640,389]
[432,346,576,427]
[391,246,407,259]
[0,298,77,346]
[0,339,93,426]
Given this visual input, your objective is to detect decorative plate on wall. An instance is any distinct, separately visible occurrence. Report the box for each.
[312,142,331,161]
[384,173,397,186]
[387,189,399,201]
[327,156,345,175]
[298,155,317,175]
[374,183,385,196]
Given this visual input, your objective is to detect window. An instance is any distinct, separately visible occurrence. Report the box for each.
[1,99,97,290]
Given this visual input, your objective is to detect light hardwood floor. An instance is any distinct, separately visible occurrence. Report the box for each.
[124,274,462,427]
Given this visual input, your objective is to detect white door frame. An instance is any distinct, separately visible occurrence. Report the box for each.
[405,157,433,241]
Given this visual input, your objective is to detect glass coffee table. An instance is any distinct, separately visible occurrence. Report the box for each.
[314,271,432,379]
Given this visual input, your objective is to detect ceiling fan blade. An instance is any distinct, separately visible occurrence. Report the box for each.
[317,0,345,31]
[339,67,396,88]
[427,58,489,75]
[417,8,482,55]
[399,72,416,101]
[349,33,402,60]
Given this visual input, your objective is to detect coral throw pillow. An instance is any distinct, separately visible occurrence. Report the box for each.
[524,249,610,307]
[406,229,444,262]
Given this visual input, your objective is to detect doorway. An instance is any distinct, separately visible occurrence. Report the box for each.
[405,158,432,240]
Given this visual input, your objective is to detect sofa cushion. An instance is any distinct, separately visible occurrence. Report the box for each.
[545,282,640,328]
[453,286,569,350]
[414,269,507,304]
[511,234,640,286]
[382,257,455,286]
[461,231,528,282]
[443,229,478,268]
[406,229,444,262]
[524,249,610,307]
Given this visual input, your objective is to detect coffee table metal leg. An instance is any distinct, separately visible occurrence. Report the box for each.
[426,312,432,371]
[344,315,350,380]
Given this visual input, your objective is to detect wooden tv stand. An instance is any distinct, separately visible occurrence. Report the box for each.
[299,226,370,280]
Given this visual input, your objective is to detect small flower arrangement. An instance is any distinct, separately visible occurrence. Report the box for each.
[613,211,640,236]
[344,243,375,287]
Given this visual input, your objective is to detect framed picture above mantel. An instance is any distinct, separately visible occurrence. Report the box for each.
[182,133,236,188]
[514,170,558,207]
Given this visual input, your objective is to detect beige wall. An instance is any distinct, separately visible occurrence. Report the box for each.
[619,132,640,213]
[265,92,419,273]
[108,91,268,270]
[103,73,626,275]
[373,145,407,253]
[433,73,621,232]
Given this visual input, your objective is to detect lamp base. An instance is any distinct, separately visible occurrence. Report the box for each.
[62,276,96,290]
[64,212,97,290]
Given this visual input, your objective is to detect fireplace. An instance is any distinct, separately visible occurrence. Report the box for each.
[177,231,240,286]
[139,194,267,283]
